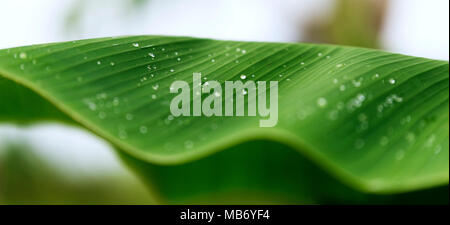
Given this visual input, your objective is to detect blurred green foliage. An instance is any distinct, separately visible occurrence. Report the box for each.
[0,143,155,204]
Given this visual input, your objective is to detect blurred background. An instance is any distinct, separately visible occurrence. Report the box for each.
[0,0,448,204]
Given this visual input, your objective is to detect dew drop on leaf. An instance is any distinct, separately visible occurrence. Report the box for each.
[184,140,194,149]
[126,113,134,120]
[317,97,327,108]
[19,52,27,59]
[139,126,148,134]
[328,110,339,120]
[389,78,396,84]
[112,97,120,106]
[395,150,405,160]
[354,139,365,149]
[434,145,442,154]
[98,111,106,119]
[118,129,128,139]
[380,136,389,146]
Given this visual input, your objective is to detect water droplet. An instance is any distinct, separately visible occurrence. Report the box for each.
[214,92,221,97]
[434,145,442,154]
[126,113,134,120]
[317,97,327,108]
[372,73,380,80]
[354,139,365,149]
[388,78,396,84]
[300,62,305,65]
[97,61,101,65]
[170,69,175,72]
[139,126,148,134]
[357,93,366,102]
[148,52,155,58]
[132,43,139,47]
[336,64,343,68]
[352,79,362,87]
[333,78,339,84]
[211,59,215,63]
[113,97,120,106]
[184,140,194,149]
[98,111,106,119]
[19,52,27,59]
[339,85,346,91]
[395,150,405,160]
[358,113,367,122]
[425,135,436,147]
[241,49,247,54]
[177,57,181,61]
[140,76,148,82]
[151,94,157,99]
[328,110,339,120]
[110,62,115,66]
[119,129,128,139]
[240,74,246,80]
[380,136,389,146]
[152,84,159,90]
[96,92,107,100]
[83,99,97,111]
[317,52,323,57]
[242,89,248,95]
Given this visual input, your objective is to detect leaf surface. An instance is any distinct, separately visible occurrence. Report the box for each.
[0,36,448,196]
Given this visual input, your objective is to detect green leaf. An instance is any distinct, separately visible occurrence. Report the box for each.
[0,36,448,203]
